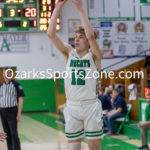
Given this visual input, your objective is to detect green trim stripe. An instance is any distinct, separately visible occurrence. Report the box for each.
[103,0,105,17]
[66,132,84,138]
[85,132,103,137]
[118,0,120,18]
[65,129,84,135]
[134,0,136,20]
[85,130,103,134]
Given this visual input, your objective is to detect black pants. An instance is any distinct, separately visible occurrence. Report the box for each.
[0,107,21,150]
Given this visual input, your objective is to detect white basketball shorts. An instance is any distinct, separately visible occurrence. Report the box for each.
[63,99,104,140]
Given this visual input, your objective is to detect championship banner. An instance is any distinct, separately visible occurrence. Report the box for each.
[0,33,29,52]
[90,20,150,58]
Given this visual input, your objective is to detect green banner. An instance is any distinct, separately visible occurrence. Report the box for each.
[140,0,150,3]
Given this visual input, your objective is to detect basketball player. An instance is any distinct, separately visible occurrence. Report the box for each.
[47,0,103,150]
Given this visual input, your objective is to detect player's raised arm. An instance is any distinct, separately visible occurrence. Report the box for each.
[47,0,73,57]
[71,0,102,69]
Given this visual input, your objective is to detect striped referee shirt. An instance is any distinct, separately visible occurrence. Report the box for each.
[0,80,24,108]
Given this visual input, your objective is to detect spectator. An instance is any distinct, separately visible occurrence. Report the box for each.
[108,85,113,93]
[114,84,125,98]
[103,88,127,134]
[136,93,150,150]
[97,81,103,97]
[99,86,112,112]
[103,85,113,96]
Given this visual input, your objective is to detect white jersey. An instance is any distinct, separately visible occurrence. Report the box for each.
[65,49,99,101]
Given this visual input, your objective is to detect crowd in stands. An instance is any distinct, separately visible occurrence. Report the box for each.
[98,82,127,135]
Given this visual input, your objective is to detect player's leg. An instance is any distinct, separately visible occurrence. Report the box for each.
[84,100,103,150]
[88,139,101,150]
[68,139,82,150]
[63,104,84,150]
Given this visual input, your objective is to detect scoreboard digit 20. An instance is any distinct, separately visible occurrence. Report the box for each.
[0,0,60,32]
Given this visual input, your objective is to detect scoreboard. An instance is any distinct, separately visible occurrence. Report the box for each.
[0,0,60,32]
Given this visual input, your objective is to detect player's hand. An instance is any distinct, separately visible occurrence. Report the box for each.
[56,0,67,8]
[71,0,83,11]
[0,132,7,142]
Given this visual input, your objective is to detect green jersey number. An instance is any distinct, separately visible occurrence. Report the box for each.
[71,69,86,85]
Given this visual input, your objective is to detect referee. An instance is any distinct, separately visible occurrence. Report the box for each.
[0,68,24,150]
